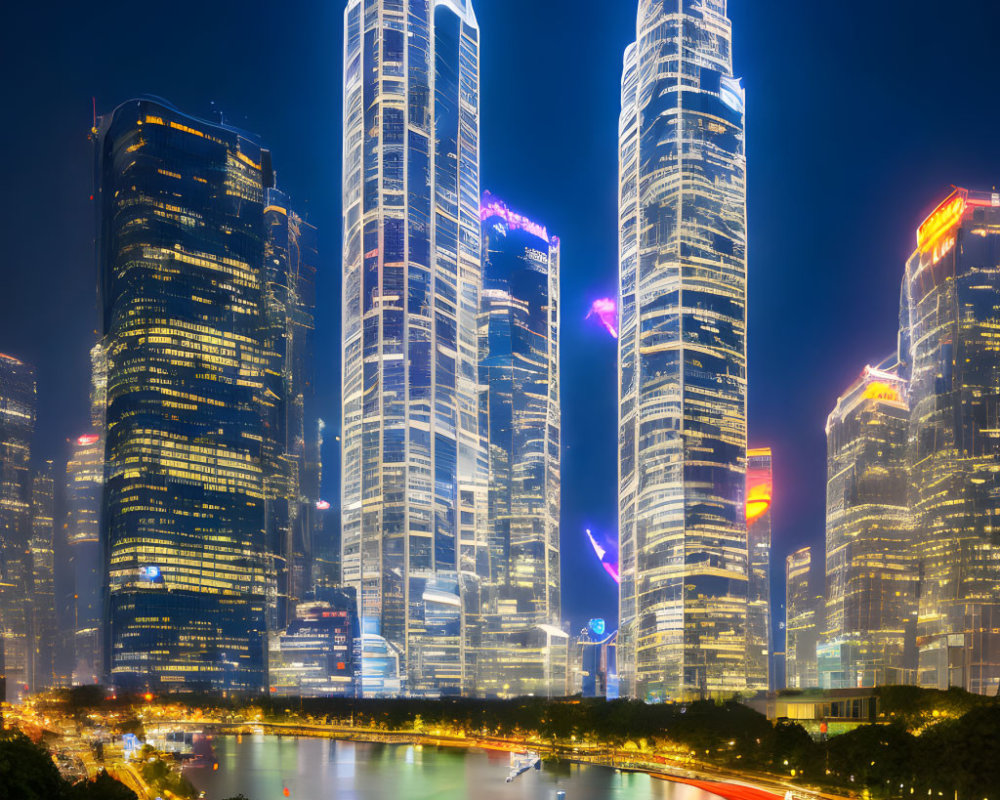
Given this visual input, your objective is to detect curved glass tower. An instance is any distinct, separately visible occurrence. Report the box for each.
[478,194,561,697]
[341,0,486,696]
[97,98,270,693]
[617,0,748,701]
[902,188,1000,694]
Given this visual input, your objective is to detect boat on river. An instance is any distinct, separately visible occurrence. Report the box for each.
[505,750,541,783]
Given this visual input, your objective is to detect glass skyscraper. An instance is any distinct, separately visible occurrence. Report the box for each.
[746,448,772,693]
[478,194,561,697]
[96,98,272,693]
[901,188,1000,694]
[65,433,104,685]
[785,546,819,689]
[617,0,749,700]
[262,189,320,630]
[0,353,35,702]
[341,0,487,696]
[28,460,57,692]
[820,362,916,689]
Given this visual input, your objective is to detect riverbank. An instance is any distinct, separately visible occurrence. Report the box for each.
[156,719,836,800]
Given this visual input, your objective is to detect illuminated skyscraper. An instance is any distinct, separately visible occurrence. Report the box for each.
[901,189,1000,694]
[617,0,749,700]
[262,189,319,629]
[785,547,819,689]
[65,433,103,685]
[746,448,772,693]
[0,353,35,701]
[341,0,487,696]
[96,98,271,693]
[28,461,57,691]
[477,194,561,697]
[820,362,916,689]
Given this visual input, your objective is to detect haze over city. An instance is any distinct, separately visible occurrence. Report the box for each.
[2,1,1000,798]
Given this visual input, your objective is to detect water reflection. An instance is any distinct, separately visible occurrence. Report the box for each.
[188,737,720,800]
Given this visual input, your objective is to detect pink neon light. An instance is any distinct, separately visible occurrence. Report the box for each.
[586,529,606,561]
[77,434,99,446]
[587,298,619,339]
[480,193,549,242]
[586,528,621,585]
[316,500,331,511]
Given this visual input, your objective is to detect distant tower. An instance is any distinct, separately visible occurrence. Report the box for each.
[746,448,772,693]
[261,189,319,629]
[617,0,749,700]
[901,189,1000,694]
[478,194,562,697]
[341,0,487,696]
[820,362,916,689]
[785,547,820,689]
[0,353,36,702]
[28,461,58,691]
[65,434,103,685]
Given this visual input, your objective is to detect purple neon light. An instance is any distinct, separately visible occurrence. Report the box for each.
[586,528,621,585]
[587,298,619,339]
[480,192,550,242]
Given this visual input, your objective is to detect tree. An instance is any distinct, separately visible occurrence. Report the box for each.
[71,771,138,800]
[0,730,68,800]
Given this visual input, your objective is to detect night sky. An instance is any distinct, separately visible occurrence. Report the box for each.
[2,0,999,638]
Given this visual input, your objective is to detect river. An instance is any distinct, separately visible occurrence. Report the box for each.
[186,736,723,800]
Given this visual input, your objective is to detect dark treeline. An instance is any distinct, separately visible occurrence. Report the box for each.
[0,730,136,800]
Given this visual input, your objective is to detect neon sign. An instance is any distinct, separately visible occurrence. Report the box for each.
[587,298,619,339]
[480,193,549,242]
[917,190,966,253]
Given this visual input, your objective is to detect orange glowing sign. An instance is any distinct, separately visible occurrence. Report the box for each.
[917,190,967,253]
[863,381,902,404]
[746,482,772,523]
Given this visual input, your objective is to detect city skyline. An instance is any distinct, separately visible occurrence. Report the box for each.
[2,0,1000,644]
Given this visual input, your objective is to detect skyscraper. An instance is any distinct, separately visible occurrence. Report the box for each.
[341,0,486,696]
[617,0,749,700]
[901,188,1000,694]
[820,362,916,689]
[785,547,819,689]
[65,434,103,685]
[746,448,772,693]
[261,189,319,630]
[477,193,561,697]
[0,353,35,702]
[28,461,57,691]
[96,98,272,693]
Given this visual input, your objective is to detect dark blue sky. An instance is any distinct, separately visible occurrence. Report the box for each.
[2,0,999,635]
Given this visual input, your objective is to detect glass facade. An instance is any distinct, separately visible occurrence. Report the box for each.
[901,189,1000,695]
[617,0,749,701]
[746,448,772,693]
[65,433,104,685]
[341,0,487,696]
[28,461,57,691]
[262,189,320,630]
[0,353,35,702]
[785,547,819,689]
[96,98,271,693]
[268,590,359,697]
[821,363,916,689]
[477,194,561,697]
